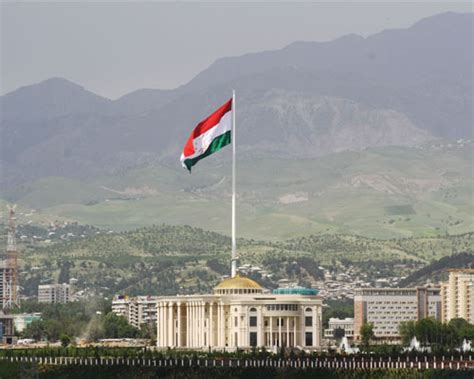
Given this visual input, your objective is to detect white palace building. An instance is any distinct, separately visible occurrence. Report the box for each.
[156,274,323,350]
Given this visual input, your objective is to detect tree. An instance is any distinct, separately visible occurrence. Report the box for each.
[360,323,374,349]
[415,318,442,346]
[60,334,71,347]
[23,320,45,341]
[448,318,474,342]
[102,312,139,339]
[399,320,416,346]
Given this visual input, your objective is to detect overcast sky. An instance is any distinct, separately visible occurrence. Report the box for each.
[1,1,472,99]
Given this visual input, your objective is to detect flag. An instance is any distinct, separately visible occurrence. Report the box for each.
[180,98,232,172]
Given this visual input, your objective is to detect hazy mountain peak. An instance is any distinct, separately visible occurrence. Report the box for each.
[0,11,471,191]
[1,77,111,122]
[5,77,86,98]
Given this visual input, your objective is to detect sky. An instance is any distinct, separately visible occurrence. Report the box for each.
[1,1,472,99]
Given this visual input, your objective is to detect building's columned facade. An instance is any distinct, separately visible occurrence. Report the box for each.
[156,275,323,350]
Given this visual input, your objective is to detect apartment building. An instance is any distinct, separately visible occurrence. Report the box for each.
[441,269,474,323]
[354,287,441,341]
[111,295,158,328]
[38,283,71,304]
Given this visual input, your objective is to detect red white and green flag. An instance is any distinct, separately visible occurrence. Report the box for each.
[180,98,233,172]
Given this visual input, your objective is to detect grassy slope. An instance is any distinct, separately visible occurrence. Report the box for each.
[17,223,474,297]
[4,143,473,240]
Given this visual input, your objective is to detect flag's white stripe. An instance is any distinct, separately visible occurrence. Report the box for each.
[181,110,232,162]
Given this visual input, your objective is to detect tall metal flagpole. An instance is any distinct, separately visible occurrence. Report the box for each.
[231,90,237,278]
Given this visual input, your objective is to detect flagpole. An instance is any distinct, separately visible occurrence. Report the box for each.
[231,90,237,278]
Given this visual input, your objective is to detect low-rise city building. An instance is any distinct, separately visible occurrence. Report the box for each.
[156,275,323,350]
[353,286,441,341]
[38,283,71,304]
[13,312,42,333]
[324,317,354,339]
[0,312,16,344]
[441,269,474,324]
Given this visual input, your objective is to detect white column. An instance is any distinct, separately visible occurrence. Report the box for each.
[203,301,206,347]
[293,316,297,347]
[200,301,204,347]
[195,302,199,347]
[156,303,160,347]
[168,302,174,347]
[286,316,290,347]
[196,302,199,347]
[156,303,160,346]
[220,302,225,347]
[198,302,202,347]
[270,316,273,347]
[317,306,322,347]
[191,301,196,347]
[189,302,193,347]
[164,302,168,347]
[257,306,263,346]
[236,309,239,347]
[186,302,189,347]
[278,317,282,347]
[158,302,161,347]
[177,302,181,347]
[219,303,223,347]
[300,310,305,347]
[194,302,198,347]
[216,304,220,347]
[312,307,317,347]
[161,302,165,347]
[244,306,248,347]
[209,302,213,347]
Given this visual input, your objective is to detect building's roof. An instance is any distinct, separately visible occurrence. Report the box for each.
[272,287,318,295]
[448,268,474,273]
[214,274,263,290]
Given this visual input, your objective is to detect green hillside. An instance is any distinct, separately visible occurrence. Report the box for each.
[16,223,474,297]
[4,142,473,240]
[398,252,474,287]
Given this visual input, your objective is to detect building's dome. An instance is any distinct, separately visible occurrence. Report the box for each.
[214,274,263,295]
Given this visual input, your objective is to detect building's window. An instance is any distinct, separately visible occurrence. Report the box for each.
[305,316,312,327]
[305,307,312,313]
[234,317,238,327]
[249,332,257,347]
[249,316,257,327]
[305,332,313,346]
[277,318,284,327]
[264,320,268,327]
[250,307,257,312]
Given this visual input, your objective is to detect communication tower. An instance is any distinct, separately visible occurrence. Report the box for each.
[2,206,19,309]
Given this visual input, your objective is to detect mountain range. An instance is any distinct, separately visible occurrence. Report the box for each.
[0,12,472,239]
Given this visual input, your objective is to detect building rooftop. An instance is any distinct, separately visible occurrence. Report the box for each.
[272,287,318,296]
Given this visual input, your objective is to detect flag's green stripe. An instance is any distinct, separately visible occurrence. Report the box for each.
[184,130,231,172]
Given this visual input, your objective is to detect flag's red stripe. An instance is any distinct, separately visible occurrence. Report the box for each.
[183,98,232,157]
